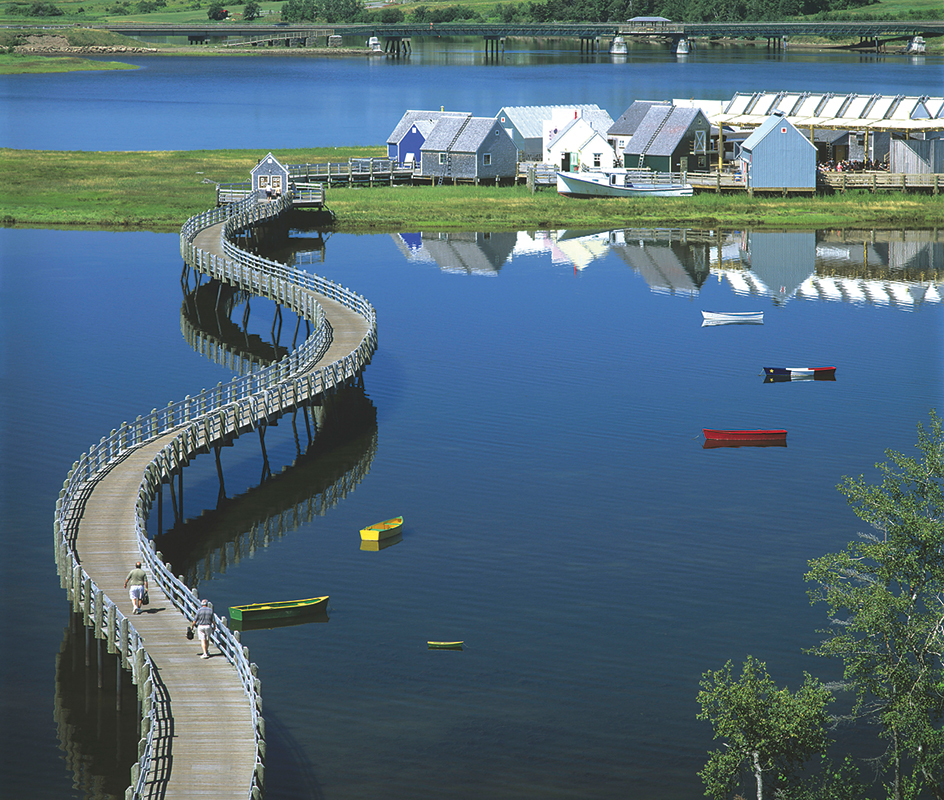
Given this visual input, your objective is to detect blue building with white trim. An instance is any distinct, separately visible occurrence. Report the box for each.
[739,113,816,190]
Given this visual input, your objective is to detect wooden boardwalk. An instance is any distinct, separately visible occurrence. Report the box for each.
[59,194,376,800]
[194,222,370,365]
[74,437,258,799]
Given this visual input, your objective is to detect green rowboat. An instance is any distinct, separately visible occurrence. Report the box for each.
[229,595,329,623]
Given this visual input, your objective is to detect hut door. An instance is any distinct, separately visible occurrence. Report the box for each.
[561,152,571,172]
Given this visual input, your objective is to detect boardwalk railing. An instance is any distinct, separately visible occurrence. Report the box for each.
[55,189,377,800]
[818,171,942,194]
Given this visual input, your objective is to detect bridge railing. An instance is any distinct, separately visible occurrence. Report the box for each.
[53,547,160,798]
[56,189,377,800]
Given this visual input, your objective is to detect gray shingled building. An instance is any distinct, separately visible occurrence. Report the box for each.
[615,103,712,172]
[387,110,469,167]
[420,114,519,182]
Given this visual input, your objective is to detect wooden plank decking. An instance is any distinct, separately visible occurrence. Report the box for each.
[194,221,370,366]
[67,205,373,799]
[75,438,258,799]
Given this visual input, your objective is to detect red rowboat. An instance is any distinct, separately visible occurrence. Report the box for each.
[703,429,787,441]
[703,438,787,449]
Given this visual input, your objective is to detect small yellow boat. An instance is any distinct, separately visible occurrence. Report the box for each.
[360,516,403,541]
[428,641,463,650]
[360,532,403,552]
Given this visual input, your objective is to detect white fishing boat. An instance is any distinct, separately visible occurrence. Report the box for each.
[905,36,925,54]
[609,35,628,55]
[367,36,383,53]
[556,169,693,198]
[675,37,690,54]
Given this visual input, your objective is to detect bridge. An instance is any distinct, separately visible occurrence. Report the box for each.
[54,189,377,799]
[100,20,943,53]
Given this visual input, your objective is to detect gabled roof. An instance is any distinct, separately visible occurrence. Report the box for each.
[422,115,504,153]
[548,116,609,151]
[623,106,706,157]
[252,152,284,172]
[388,110,469,144]
[741,113,816,152]
[497,105,608,139]
[608,101,671,137]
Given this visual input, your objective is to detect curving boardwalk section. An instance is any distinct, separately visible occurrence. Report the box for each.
[54,192,376,799]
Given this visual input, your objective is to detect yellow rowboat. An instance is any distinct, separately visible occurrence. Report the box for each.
[428,641,463,650]
[360,516,403,541]
[360,532,402,552]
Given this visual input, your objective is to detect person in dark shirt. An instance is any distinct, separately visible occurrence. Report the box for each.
[191,599,216,659]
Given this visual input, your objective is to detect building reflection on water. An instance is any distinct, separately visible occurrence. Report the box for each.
[392,229,943,309]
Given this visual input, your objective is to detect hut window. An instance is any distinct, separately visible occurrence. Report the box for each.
[483,153,492,165]
[593,153,602,167]
[439,153,447,164]
[695,130,706,153]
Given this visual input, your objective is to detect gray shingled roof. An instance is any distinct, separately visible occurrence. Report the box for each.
[422,114,471,151]
[608,101,671,137]
[388,110,469,144]
[624,106,704,157]
[498,105,607,138]
[422,115,502,153]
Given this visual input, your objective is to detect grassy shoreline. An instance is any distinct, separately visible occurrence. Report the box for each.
[3,148,943,233]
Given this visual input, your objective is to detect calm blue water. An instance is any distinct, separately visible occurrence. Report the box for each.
[0,44,941,150]
[1,47,943,800]
[1,223,941,799]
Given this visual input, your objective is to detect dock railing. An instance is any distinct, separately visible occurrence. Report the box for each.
[56,189,377,800]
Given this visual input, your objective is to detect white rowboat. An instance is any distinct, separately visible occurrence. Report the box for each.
[701,311,764,326]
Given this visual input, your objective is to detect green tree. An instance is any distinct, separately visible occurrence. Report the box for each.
[805,410,944,800]
[243,0,260,18]
[321,0,364,21]
[281,0,319,21]
[207,0,228,18]
[697,656,833,800]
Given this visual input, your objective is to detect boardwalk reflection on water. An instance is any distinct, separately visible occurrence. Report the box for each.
[384,228,943,308]
[155,382,378,591]
[55,614,140,800]
[180,278,291,377]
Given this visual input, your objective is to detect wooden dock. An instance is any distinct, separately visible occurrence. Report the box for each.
[55,192,377,799]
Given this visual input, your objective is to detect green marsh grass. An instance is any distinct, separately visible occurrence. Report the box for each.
[2,149,942,232]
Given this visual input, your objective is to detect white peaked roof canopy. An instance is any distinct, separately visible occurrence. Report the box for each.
[711,92,944,132]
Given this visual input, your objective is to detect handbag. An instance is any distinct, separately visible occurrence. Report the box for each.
[142,590,149,606]
[186,626,195,640]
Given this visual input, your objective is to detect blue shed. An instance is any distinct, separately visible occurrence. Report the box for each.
[739,113,816,191]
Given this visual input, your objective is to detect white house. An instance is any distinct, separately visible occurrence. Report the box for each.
[543,108,617,171]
